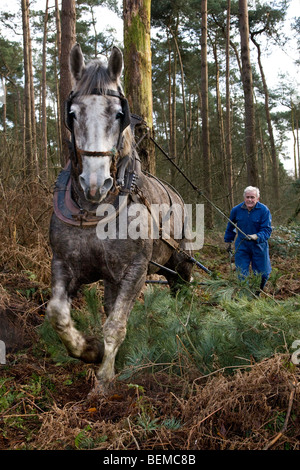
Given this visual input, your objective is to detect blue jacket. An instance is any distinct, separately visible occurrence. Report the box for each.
[224,201,272,245]
[224,202,272,278]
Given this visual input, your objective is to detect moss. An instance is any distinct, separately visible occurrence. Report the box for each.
[123,1,153,124]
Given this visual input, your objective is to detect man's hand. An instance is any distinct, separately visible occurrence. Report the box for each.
[226,243,233,253]
[248,234,258,241]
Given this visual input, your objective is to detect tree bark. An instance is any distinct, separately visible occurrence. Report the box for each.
[201,0,213,228]
[291,101,298,179]
[55,0,62,158]
[167,34,172,156]
[258,118,267,204]
[1,78,7,136]
[210,35,227,206]
[170,21,178,184]
[225,0,234,208]
[238,0,258,186]
[27,4,38,177]
[169,26,188,164]
[42,0,49,177]
[123,0,155,174]
[21,0,33,176]
[60,0,76,167]
[251,34,279,206]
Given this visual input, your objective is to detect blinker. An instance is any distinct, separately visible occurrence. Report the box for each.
[119,97,131,133]
[64,91,76,132]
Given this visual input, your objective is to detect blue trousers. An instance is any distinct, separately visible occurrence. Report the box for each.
[235,239,271,289]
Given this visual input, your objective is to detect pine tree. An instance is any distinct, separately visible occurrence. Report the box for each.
[238,0,258,186]
[123,0,155,174]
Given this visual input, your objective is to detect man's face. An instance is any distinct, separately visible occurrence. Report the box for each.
[244,190,259,210]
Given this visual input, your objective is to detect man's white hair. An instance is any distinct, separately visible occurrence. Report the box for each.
[244,186,260,197]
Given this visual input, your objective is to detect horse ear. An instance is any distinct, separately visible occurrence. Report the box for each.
[108,46,123,81]
[70,43,85,81]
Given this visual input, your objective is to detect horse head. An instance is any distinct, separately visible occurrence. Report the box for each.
[67,44,132,203]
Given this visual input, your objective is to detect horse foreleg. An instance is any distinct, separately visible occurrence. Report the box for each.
[47,280,104,363]
[94,268,147,392]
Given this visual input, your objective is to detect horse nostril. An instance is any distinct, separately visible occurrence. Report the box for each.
[101,177,113,194]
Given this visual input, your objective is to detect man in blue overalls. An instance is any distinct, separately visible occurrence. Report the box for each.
[224,186,272,292]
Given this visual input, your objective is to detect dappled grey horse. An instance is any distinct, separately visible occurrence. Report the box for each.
[47,44,192,393]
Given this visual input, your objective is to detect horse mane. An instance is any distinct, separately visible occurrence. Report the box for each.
[73,59,115,96]
[73,58,134,158]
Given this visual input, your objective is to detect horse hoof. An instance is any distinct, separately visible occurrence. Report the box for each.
[87,380,112,400]
[80,336,104,364]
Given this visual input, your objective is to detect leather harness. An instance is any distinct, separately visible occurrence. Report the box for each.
[52,86,211,277]
[53,157,138,227]
[53,88,179,247]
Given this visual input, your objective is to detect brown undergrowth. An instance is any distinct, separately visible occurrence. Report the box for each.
[0,272,299,450]
[1,350,299,450]
[0,176,53,285]
[0,177,300,451]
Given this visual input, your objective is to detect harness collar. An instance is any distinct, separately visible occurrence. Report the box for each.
[53,159,138,227]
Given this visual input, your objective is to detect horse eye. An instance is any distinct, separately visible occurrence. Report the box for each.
[116,111,124,120]
[69,110,77,120]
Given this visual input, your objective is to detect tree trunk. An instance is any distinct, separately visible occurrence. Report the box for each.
[291,101,298,179]
[225,0,234,209]
[251,35,279,206]
[210,36,227,208]
[21,0,33,176]
[123,0,155,174]
[1,78,7,136]
[60,0,76,167]
[27,5,38,177]
[201,0,213,228]
[170,21,178,184]
[169,26,188,164]
[55,0,62,159]
[42,0,49,177]
[238,0,258,186]
[258,118,267,204]
[167,34,172,155]
[297,116,300,177]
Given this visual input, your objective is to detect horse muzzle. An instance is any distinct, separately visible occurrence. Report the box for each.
[88,180,114,203]
[79,173,113,203]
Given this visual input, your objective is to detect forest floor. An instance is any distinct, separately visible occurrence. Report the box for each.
[0,228,300,452]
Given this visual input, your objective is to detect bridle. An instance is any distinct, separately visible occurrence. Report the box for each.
[64,87,131,175]
[53,87,140,227]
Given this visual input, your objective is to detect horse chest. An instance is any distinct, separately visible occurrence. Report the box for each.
[50,215,152,283]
